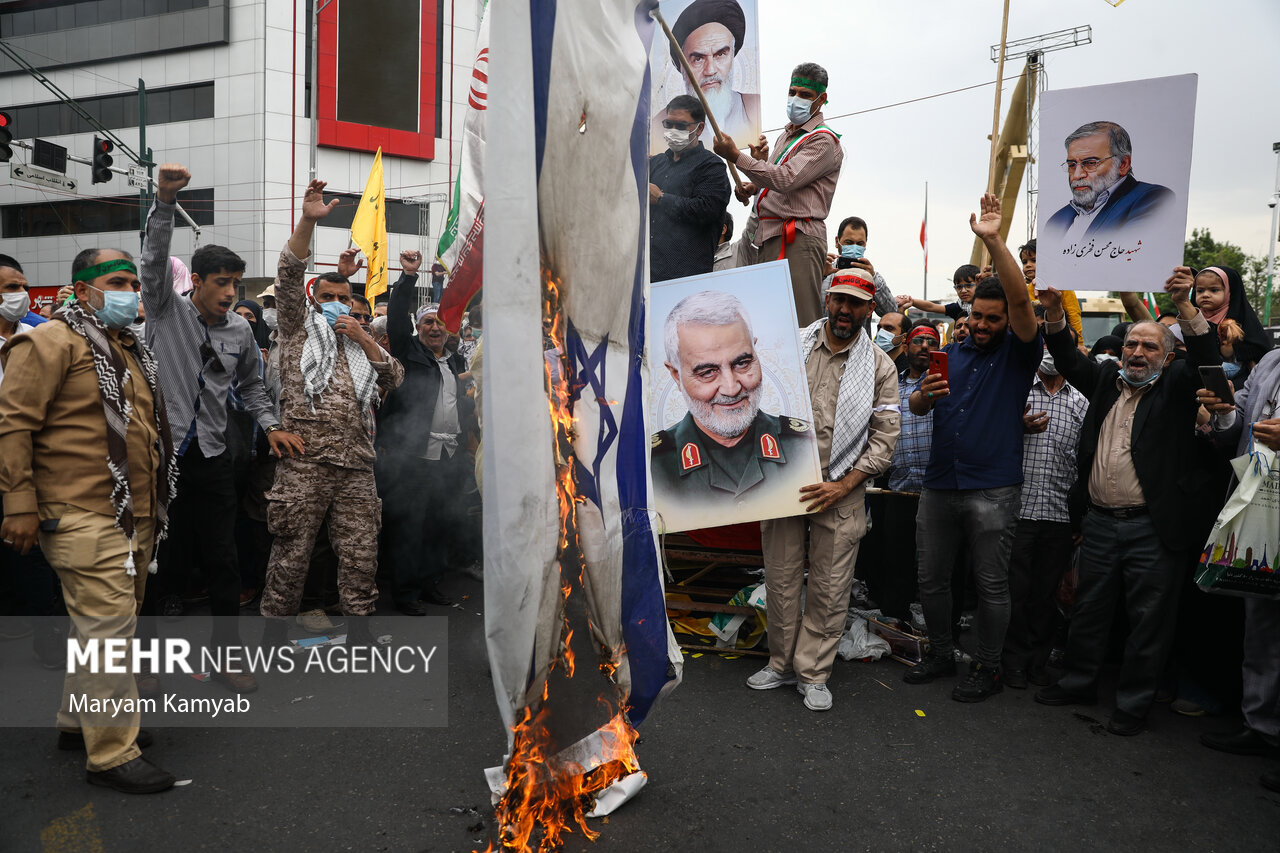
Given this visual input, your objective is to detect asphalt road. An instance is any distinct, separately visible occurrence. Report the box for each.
[3,573,1278,853]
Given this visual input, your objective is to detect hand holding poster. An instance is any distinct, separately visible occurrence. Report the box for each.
[647,262,822,532]
[648,0,761,157]
[1035,74,1197,293]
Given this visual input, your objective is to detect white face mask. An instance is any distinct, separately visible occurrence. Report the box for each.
[663,127,698,152]
[0,292,29,323]
[262,308,278,331]
[786,95,815,126]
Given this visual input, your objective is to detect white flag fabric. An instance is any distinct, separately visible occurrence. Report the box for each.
[482,0,682,750]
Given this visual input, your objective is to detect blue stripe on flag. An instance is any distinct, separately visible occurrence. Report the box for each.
[530,0,556,180]
[618,1,669,726]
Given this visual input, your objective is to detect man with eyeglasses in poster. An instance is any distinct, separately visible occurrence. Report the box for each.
[649,94,731,284]
[140,165,302,693]
[1044,121,1173,243]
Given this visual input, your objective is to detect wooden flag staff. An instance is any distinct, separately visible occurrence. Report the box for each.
[652,8,748,196]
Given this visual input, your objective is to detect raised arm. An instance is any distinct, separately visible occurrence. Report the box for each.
[387,250,422,360]
[970,193,1037,343]
[140,164,191,318]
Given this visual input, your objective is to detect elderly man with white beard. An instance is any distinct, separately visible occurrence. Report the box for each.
[651,0,759,152]
[745,268,900,712]
[1044,121,1173,243]
[651,290,812,502]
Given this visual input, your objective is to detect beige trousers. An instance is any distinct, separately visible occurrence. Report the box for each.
[758,231,827,327]
[42,507,153,772]
[760,484,867,684]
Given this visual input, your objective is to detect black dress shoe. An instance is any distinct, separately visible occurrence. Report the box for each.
[59,729,153,751]
[1107,710,1146,736]
[1201,727,1273,756]
[87,756,175,793]
[421,585,453,607]
[396,599,427,616]
[1035,684,1097,707]
[1004,668,1029,690]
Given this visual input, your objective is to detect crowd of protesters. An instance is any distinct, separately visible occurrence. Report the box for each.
[654,59,1280,794]
[1,58,1278,801]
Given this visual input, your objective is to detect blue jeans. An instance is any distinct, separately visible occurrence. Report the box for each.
[915,486,1021,668]
[430,279,443,304]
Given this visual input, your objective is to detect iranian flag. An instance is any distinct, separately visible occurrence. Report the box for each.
[436,1,490,333]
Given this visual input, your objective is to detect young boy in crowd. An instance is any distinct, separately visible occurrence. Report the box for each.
[897,264,978,320]
[1019,239,1083,342]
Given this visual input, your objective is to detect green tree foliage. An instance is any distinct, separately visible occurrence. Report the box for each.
[1127,228,1274,320]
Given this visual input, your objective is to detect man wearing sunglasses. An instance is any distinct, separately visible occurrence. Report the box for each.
[1044,121,1173,242]
[140,165,300,693]
[649,95,731,284]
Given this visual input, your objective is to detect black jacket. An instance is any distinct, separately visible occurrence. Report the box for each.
[1045,318,1221,551]
[648,142,731,283]
[376,272,473,457]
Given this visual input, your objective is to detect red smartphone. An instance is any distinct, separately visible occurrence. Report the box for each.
[928,350,949,382]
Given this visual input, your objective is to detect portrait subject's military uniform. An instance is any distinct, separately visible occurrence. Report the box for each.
[651,410,811,502]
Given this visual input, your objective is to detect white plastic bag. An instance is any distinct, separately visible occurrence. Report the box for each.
[837,616,891,661]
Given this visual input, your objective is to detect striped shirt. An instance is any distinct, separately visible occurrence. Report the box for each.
[140,200,278,456]
[734,111,843,246]
[1019,377,1088,522]
[887,371,932,493]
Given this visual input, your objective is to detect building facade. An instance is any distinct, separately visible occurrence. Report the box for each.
[0,0,480,301]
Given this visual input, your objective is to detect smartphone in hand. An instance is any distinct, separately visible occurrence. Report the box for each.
[1198,365,1235,406]
[928,350,949,383]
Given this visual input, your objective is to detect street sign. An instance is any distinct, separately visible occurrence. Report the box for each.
[9,162,76,191]
[127,165,147,189]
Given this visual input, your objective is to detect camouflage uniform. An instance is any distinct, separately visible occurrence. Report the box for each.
[259,245,404,618]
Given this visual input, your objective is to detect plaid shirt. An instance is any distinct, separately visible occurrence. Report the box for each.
[1019,377,1088,522]
[887,371,932,492]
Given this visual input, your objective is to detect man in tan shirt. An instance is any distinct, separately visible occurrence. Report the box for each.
[1034,269,1220,736]
[0,248,178,793]
[745,269,900,711]
[713,61,843,326]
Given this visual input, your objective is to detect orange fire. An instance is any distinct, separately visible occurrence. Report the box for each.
[478,269,640,852]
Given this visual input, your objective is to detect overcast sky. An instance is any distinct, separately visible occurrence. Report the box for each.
[746,0,1280,301]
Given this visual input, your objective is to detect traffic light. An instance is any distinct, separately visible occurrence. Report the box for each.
[0,112,12,163]
[91,136,113,183]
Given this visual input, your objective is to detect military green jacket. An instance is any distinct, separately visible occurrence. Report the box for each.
[651,410,812,501]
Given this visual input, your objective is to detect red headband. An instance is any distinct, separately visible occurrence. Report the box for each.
[908,326,940,343]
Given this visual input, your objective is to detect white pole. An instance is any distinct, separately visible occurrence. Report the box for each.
[1264,142,1280,326]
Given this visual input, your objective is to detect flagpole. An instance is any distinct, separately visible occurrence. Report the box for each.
[982,0,1012,269]
[652,9,747,196]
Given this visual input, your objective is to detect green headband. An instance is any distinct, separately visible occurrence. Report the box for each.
[72,258,138,284]
[790,76,827,95]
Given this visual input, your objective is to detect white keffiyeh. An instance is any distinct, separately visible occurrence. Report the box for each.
[800,318,876,481]
[300,308,378,414]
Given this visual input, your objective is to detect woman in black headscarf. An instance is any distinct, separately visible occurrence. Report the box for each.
[233,299,272,352]
[1192,265,1273,386]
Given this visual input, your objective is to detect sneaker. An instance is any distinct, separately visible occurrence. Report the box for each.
[296,608,344,634]
[1003,667,1029,690]
[1171,698,1208,717]
[903,652,956,684]
[952,663,1002,703]
[797,682,833,712]
[746,666,797,690]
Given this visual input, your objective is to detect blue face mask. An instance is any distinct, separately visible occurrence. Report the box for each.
[839,244,866,260]
[88,285,140,331]
[320,301,350,327]
[1221,360,1242,380]
[1119,366,1163,389]
[875,329,897,352]
[786,95,815,126]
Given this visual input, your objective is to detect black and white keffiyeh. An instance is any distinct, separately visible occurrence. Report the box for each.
[55,301,178,575]
[800,318,876,480]
[300,306,378,414]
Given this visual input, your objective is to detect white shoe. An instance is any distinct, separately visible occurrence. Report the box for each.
[746,666,797,690]
[797,682,833,711]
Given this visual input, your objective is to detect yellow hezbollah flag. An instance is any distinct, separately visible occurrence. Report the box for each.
[351,148,388,299]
